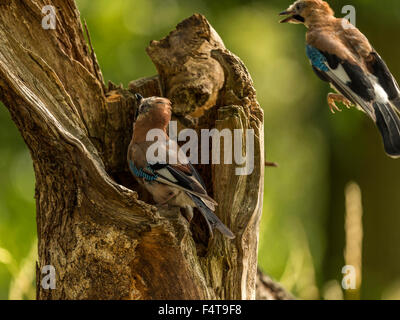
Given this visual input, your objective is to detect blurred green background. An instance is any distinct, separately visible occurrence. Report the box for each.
[1,0,400,300]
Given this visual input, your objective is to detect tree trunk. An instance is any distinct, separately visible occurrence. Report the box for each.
[0,0,290,300]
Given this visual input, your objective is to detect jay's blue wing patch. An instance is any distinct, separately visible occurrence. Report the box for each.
[129,161,158,181]
[306,45,329,72]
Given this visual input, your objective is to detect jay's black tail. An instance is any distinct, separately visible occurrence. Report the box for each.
[374,102,400,158]
[189,194,235,239]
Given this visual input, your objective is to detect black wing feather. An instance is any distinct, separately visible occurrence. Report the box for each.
[314,50,375,103]
[150,162,207,190]
[187,162,207,189]
[321,50,340,69]
[189,194,235,239]
[312,66,330,82]
[166,165,204,194]
[368,51,400,101]
[341,61,375,101]
[165,165,235,238]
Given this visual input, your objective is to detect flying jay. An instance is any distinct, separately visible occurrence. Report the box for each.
[280,0,400,157]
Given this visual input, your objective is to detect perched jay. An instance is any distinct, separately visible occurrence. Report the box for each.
[127,94,235,239]
[280,0,400,157]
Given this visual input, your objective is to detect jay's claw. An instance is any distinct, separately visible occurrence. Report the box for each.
[327,93,352,114]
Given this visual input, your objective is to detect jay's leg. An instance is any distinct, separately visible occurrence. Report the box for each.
[327,93,352,114]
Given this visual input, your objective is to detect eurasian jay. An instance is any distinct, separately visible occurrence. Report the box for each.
[280,0,400,158]
[127,94,235,239]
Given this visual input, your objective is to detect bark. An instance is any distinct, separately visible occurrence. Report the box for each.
[0,0,290,300]
[256,268,295,300]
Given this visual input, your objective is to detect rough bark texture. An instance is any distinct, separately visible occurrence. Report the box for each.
[0,0,291,300]
[256,268,295,300]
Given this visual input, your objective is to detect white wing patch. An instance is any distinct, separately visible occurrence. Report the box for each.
[333,64,351,83]
[156,168,178,182]
[372,82,389,104]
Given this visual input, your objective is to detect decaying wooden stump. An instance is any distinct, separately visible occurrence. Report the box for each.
[0,0,290,299]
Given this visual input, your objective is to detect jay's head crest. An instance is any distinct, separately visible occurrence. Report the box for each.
[134,95,172,128]
[280,0,334,26]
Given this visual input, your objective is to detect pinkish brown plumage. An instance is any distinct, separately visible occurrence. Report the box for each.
[131,96,172,143]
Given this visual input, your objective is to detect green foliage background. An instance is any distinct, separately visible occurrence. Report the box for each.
[1,0,400,299]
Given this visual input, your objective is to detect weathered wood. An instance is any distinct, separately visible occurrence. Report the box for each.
[0,0,290,300]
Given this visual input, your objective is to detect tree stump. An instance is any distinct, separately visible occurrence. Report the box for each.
[0,0,290,300]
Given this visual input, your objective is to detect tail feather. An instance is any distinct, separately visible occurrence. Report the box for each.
[189,194,235,239]
[374,102,400,158]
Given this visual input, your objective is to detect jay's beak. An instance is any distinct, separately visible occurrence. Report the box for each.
[279,10,292,16]
[279,10,304,24]
[279,10,295,23]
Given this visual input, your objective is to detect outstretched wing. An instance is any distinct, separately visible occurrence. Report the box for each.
[306,44,400,157]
